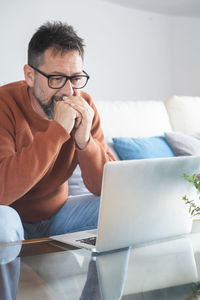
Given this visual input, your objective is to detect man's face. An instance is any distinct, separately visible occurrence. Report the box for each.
[32,48,83,119]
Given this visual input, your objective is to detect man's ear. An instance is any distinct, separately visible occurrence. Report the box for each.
[24,64,34,87]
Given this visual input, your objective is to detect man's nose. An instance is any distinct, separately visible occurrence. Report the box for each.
[59,79,74,96]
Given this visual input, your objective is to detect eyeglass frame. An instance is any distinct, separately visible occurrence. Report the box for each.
[29,64,90,90]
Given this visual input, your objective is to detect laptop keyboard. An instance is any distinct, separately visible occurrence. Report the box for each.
[76,237,96,246]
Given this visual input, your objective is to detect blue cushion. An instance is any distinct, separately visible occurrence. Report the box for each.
[112,136,175,160]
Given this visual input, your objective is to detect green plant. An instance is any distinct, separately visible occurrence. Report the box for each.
[182,173,200,217]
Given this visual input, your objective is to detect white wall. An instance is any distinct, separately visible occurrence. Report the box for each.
[0,0,200,101]
[171,17,200,97]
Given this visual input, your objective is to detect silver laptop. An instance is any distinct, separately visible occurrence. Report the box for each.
[51,156,200,253]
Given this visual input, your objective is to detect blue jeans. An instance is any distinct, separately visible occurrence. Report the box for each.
[0,206,24,243]
[23,194,100,239]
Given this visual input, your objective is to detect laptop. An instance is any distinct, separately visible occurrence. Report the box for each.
[51,156,200,253]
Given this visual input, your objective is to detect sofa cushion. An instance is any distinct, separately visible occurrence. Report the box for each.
[95,101,172,137]
[112,136,174,160]
[104,137,120,160]
[165,96,200,134]
[68,164,91,196]
[165,132,200,156]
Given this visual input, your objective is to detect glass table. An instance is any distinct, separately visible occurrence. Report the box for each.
[1,221,200,300]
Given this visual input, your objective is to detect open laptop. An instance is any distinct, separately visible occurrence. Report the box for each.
[51,156,200,253]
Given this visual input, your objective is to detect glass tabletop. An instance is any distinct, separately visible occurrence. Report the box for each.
[1,222,200,300]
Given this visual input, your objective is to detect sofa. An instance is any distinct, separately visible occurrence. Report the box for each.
[68,95,200,196]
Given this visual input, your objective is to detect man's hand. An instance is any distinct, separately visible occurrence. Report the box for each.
[54,100,81,134]
[63,95,94,149]
[54,95,94,149]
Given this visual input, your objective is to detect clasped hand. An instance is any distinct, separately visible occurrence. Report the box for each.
[54,95,94,149]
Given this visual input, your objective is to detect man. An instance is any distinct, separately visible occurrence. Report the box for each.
[0,21,115,241]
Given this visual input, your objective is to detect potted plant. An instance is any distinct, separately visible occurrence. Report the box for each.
[183,173,200,217]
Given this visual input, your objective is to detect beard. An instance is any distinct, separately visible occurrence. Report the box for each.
[37,97,54,120]
[33,90,64,120]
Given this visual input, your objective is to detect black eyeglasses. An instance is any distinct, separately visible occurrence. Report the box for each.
[29,64,90,89]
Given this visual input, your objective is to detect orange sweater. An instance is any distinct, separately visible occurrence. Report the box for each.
[0,81,114,221]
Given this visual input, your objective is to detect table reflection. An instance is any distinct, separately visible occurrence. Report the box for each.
[81,237,200,300]
[0,236,200,300]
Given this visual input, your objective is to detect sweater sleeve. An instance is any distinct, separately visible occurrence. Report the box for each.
[76,94,115,195]
[0,106,70,205]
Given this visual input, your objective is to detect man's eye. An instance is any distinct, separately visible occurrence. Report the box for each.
[52,77,64,82]
[72,77,82,82]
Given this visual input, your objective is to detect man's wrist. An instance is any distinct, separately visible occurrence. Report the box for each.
[75,138,90,150]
